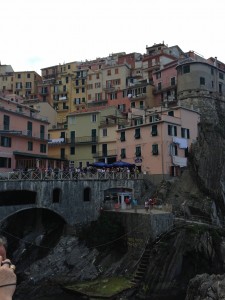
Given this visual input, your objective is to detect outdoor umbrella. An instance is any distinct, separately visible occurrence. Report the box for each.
[89,162,111,168]
[111,161,135,168]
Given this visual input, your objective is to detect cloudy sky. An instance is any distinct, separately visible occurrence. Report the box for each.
[1,0,224,74]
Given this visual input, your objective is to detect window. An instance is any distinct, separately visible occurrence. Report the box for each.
[68,65,70,69]
[70,147,75,155]
[3,115,10,130]
[152,144,159,155]
[181,128,190,139]
[0,157,11,168]
[115,68,119,74]
[82,87,85,93]
[63,103,68,109]
[25,82,32,89]
[107,70,111,76]
[219,83,222,93]
[219,73,224,80]
[1,136,11,147]
[211,68,214,75]
[134,118,143,126]
[150,114,160,122]
[27,121,32,136]
[121,148,126,159]
[60,148,65,159]
[110,92,117,100]
[91,129,97,142]
[76,88,79,93]
[66,77,69,83]
[168,125,177,136]
[27,73,30,78]
[17,74,21,79]
[95,82,101,88]
[158,82,162,90]
[140,101,144,109]
[28,141,33,151]
[200,77,205,85]
[40,125,45,139]
[151,124,158,136]
[53,188,61,203]
[70,131,75,143]
[92,114,97,122]
[95,93,102,101]
[156,71,161,79]
[40,144,46,153]
[168,111,174,116]
[171,77,176,86]
[135,146,141,157]
[170,144,177,156]
[91,145,96,154]
[75,80,79,86]
[83,187,91,202]
[134,128,141,139]
[120,131,125,142]
[183,65,190,74]
[103,128,107,137]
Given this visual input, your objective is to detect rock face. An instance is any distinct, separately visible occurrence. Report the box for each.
[136,226,225,300]
[185,274,225,300]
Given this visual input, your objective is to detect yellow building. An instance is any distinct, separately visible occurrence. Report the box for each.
[0,64,14,93]
[67,106,127,168]
[13,71,42,99]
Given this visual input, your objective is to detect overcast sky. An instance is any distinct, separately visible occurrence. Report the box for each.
[1,0,224,74]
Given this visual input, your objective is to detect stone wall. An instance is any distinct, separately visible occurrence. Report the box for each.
[104,210,174,256]
[0,179,144,226]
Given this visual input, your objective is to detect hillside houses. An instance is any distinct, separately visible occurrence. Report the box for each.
[0,42,223,180]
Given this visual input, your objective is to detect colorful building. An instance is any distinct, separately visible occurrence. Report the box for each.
[0,96,49,171]
[117,105,200,182]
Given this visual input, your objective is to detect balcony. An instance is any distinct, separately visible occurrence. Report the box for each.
[153,84,177,95]
[40,90,48,95]
[0,129,48,140]
[59,96,68,101]
[74,136,98,144]
[93,149,117,158]
[87,100,108,108]
[103,85,115,92]
[129,93,147,101]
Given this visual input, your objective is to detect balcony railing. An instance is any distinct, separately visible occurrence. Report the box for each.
[0,106,48,122]
[0,129,48,140]
[103,85,115,91]
[0,170,143,181]
[74,136,98,143]
[93,149,117,158]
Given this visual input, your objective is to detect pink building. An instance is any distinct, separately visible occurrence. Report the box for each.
[117,106,200,183]
[0,96,50,171]
[152,60,178,106]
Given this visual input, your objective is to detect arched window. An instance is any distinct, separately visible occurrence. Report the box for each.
[52,188,61,203]
[83,187,91,202]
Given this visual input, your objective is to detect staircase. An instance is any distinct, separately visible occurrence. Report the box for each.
[131,241,151,286]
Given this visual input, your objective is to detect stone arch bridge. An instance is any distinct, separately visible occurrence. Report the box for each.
[0,172,144,226]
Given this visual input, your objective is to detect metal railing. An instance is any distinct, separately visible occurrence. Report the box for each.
[0,170,143,181]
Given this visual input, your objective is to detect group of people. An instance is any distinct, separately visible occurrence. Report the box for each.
[144,198,157,213]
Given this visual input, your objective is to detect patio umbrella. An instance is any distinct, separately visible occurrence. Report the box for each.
[89,162,111,168]
[111,161,135,168]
